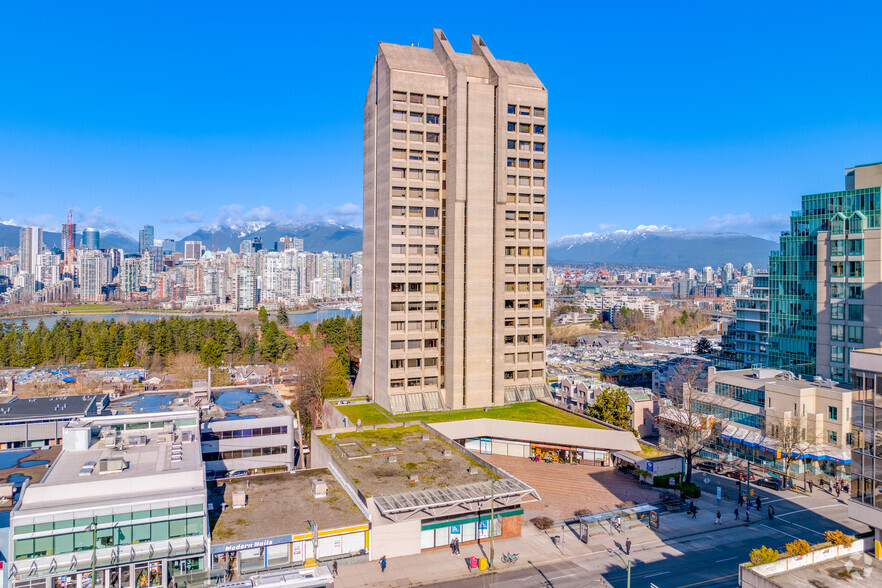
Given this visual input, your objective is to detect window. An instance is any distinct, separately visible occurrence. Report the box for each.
[409,112,423,123]
[408,225,422,236]
[848,325,863,343]
[409,206,423,217]
[408,283,422,293]
[425,225,439,236]
[425,357,438,366]
[391,302,405,311]
[407,339,421,349]
[391,283,404,293]
[831,325,844,341]
[519,140,531,151]
[505,210,516,220]
[533,160,545,170]
[408,263,422,274]
[533,229,545,239]
[391,263,405,274]
[425,338,438,348]
[534,194,545,204]
[408,301,422,311]
[424,376,438,386]
[426,113,439,124]
[518,246,530,255]
[534,211,545,221]
[392,186,406,198]
[534,177,546,187]
[408,358,422,367]
[409,244,423,255]
[532,299,544,309]
[519,228,530,238]
[534,107,545,118]
[407,378,421,387]
[426,188,440,199]
[831,302,844,320]
[425,320,438,329]
[519,211,530,221]
[426,263,439,274]
[392,205,405,217]
[507,122,516,131]
[534,142,545,152]
[519,158,530,169]
[828,430,838,444]
[848,304,863,321]
[831,282,845,299]
[425,301,438,311]
[533,247,544,256]
[409,150,423,161]
[410,131,423,141]
[392,168,405,179]
[426,95,440,106]
[425,282,439,293]
[519,106,530,115]
[519,123,531,133]
[831,345,844,363]
[507,139,516,149]
[507,175,516,185]
[410,187,423,198]
[532,333,544,343]
[534,125,545,134]
[426,132,439,143]
[828,406,838,421]
[392,110,406,121]
[849,284,863,299]
[392,129,406,140]
[831,240,845,255]
[848,238,863,255]
[392,224,405,236]
[505,247,515,256]
[409,93,423,104]
[391,379,404,388]
[505,228,516,238]
[409,169,422,180]
[849,261,863,277]
[507,157,516,168]
[507,104,516,114]
[519,176,530,186]
[392,148,406,159]
[505,264,515,274]
[504,371,514,380]
[426,151,439,162]
[392,91,407,102]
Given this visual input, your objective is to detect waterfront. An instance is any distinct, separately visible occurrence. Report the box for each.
[1,308,358,330]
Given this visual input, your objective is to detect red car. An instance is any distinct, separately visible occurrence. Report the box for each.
[724,470,756,482]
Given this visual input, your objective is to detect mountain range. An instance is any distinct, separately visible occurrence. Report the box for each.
[1,220,777,268]
[548,225,777,269]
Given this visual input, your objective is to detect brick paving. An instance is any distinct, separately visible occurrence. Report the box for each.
[483,454,662,521]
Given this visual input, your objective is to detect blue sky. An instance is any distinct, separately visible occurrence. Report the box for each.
[2,2,882,242]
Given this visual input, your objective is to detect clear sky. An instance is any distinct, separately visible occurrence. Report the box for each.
[2,1,882,242]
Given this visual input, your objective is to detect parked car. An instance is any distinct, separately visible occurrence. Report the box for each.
[755,477,784,491]
[694,461,723,473]
[724,470,756,482]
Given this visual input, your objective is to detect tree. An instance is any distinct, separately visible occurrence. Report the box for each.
[292,341,350,434]
[694,337,713,355]
[561,284,575,296]
[296,322,313,338]
[258,306,269,325]
[657,359,721,483]
[199,339,224,367]
[764,411,824,488]
[277,306,289,325]
[166,353,202,388]
[587,388,634,432]
[614,307,646,334]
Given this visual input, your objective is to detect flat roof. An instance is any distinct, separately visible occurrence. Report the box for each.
[761,551,882,587]
[0,395,105,421]
[208,470,367,545]
[0,446,62,508]
[109,387,292,422]
[319,425,493,498]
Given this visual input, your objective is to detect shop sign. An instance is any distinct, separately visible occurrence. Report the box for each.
[649,510,659,529]
[211,534,293,555]
[478,520,489,539]
[450,525,461,539]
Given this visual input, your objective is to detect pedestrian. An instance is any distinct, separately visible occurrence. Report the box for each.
[692,505,698,519]
[734,507,739,520]
[756,496,762,510]
[380,556,387,573]
[689,500,695,514]
[454,537,460,555]
[808,479,813,493]
[560,525,566,547]
[715,510,722,525]
[738,494,744,507]
[836,486,841,498]
[450,538,456,555]
[332,560,338,577]
[768,506,774,520]
[625,537,631,555]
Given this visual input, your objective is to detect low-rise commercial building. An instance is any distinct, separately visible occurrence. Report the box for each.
[311,423,539,559]
[9,413,208,588]
[0,395,108,449]
[848,348,882,554]
[208,469,368,577]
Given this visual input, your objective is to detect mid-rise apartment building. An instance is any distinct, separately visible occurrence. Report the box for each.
[769,162,882,382]
[849,348,882,553]
[720,270,769,368]
[356,29,548,413]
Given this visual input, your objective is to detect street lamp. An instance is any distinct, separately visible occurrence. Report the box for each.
[607,548,631,588]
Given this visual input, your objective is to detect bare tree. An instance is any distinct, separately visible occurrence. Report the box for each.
[166,353,202,388]
[764,411,824,488]
[657,359,721,483]
[292,340,349,433]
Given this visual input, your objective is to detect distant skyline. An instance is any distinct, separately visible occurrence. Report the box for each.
[2,2,882,242]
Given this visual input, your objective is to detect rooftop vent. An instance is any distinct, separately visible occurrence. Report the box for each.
[408,474,419,484]
[232,490,247,508]
[98,458,127,474]
[312,479,328,499]
[421,434,430,442]
[441,449,453,459]
[387,455,398,464]
[467,467,480,476]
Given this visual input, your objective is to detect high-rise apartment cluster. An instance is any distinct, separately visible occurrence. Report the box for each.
[355,30,548,413]
[0,222,362,308]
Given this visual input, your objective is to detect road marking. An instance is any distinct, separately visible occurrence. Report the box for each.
[784,520,827,537]
[715,556,738,562]
[759,523,801,540]
[776,504,840,516]
[673,573,738,587]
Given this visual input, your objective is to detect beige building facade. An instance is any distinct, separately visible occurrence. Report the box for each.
[355,30,548,413]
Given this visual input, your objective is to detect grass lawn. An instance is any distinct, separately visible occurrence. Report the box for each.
[60,304,117,312]
[395,401,607,429]
[334,402,395,426]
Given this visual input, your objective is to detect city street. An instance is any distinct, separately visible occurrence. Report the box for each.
[421,471,864,588]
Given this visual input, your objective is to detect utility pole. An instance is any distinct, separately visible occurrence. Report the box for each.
[489,477,495,570]
[608,548,631,588]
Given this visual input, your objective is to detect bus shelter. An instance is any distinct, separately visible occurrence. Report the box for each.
[578,503,660,540]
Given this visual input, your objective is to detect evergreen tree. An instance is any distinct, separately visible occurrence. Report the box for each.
[277,306,289,325]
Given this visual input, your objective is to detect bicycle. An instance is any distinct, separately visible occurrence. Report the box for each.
[501,552,519,564]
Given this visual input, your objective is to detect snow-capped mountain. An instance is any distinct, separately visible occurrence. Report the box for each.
[175,221,363,254]
[549,226,776,269]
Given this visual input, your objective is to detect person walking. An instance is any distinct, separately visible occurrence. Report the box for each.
[560,525,566,548]
[738,494,744,507]
[332,561,338,577]
[746,503,751,522]
[808,479,813,493]
[692,504,698,519]
[715,510,722,525]
[450,538,456,555]
[768,506,775,520]
[756,496,762,510]
[380,556,387,573]
[625,537,632,555]
[455,537,460,555]
[734,507,739,520]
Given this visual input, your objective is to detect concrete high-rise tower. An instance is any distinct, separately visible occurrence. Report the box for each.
[355,29,549,413]
[18,226,43,275]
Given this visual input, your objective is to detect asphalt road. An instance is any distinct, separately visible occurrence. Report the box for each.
[424,471,864,588]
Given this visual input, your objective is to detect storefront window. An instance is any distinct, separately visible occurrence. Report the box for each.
[81,570,105,588]
[169,558,202,578]
[53,575,77,588]
[266,545,289,567]
[134,562,162,588]
[461,522,476,543]
[434,526,449,548]
[109,566,130,588]
[239,547,265,572]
